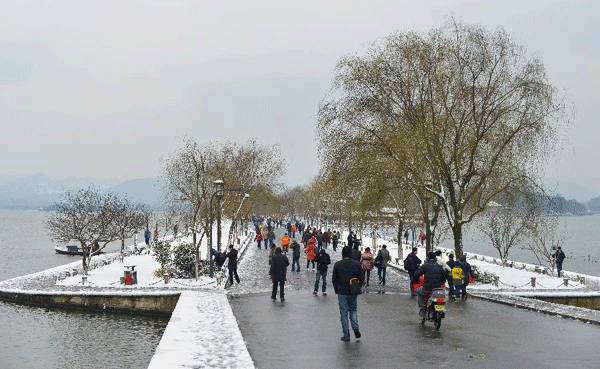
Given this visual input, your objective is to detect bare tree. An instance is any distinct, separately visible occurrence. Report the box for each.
[46,187,121,274]
[111,196,147,253]
[317,19,566,258]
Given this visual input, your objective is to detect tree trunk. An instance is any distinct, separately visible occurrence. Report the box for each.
[397,218,404,261]
[452,224,464,259]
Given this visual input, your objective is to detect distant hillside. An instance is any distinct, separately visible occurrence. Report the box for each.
[0,174,163,209]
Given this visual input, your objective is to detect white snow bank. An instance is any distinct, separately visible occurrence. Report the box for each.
[147,291,255,369]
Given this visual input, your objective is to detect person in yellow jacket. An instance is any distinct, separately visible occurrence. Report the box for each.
[281,233,291,254]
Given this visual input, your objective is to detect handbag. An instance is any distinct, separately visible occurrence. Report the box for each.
[374,254,383,268]
[349,277,362,295]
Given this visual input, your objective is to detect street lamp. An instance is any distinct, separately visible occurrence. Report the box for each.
[209,179,225,278]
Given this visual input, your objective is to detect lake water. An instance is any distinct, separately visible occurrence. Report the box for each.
[0,210,168,369]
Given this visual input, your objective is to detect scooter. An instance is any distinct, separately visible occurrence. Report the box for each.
[419,288,446,330]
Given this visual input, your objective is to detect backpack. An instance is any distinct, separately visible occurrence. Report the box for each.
[403,256,411,270]
[452,266,464,284]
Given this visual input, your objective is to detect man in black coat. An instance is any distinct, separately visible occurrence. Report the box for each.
[404,247,421,295]
[332,246,364,341]
[411,252,446,310]
[224,245,240,285]
[290,240,301,272]
[269,248,289,301]
[313,249,331,295]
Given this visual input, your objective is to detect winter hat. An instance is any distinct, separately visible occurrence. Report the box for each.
[275,248,282,254]
[460,254,467,262]
[342,246,352,258]
[319,249,326,254]
[427,252,436,260]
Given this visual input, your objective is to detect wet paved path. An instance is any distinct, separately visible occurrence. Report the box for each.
[230,226,600,369]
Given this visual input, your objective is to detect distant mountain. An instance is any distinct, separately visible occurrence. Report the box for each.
[111,177,164,209]
[0,174,163,209]
[544,178,598,204]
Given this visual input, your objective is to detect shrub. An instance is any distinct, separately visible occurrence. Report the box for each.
[172,242,195,278]
[152,241,172,269]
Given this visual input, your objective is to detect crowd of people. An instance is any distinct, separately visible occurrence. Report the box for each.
[251,215,476,341]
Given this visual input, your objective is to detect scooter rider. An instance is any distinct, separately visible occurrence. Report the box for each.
[411,252,447,311]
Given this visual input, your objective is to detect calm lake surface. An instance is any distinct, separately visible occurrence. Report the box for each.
[0,210,168,369]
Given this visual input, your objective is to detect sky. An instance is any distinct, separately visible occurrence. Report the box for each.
[1,0,598,195]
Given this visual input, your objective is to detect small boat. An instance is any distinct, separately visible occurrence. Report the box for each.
[54,244,103,256]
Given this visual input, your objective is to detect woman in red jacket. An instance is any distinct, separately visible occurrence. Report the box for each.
[305,236,316,269]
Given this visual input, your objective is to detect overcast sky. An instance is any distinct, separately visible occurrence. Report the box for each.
[1,0,598,193]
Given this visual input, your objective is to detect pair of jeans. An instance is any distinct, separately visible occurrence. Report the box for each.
[416,286,431,309]
[272,281,285,299]
[291,256,300,271]
[337,294,359,339]
[556,262,563,277]
[378,266,387,284]
[314,269,327,293]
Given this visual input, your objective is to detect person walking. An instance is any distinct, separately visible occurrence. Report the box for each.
[351,243,362,262]
[313,249,331,295]
[332,246,364,342]
[224,245,240,285]
[347,231,354,248]
[553,247,566,277]
[305,234,317,269]
[360,247,375,287]
[459,254,474,300]
[281,233,291,254]
[269,248,289,301]
[255,232,263,249]
[376,245,391,285]
[144,229,151,246]
[403,247,421,295]
[290,239,301,272]
[447,254,461,299]
[331,230,339,251]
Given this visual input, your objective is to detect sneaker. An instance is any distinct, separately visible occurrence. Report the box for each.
[353,328,361,339]
[340,337,350,342]
[271,297,276,300]
[323,292,327,296]
[281,298,285,302]
[313,291,318,296]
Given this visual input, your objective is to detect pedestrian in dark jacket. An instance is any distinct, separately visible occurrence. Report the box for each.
[224,245,240,285]
[446,254,461,298]
[332,246,364,341]
[459,254,474,300]
[290,240,301,272]
[376,245,391,286]
[411,252,446,309]
[313,249,331,295]
[404,247,421,295]
[269,248,289,301]
[351,243,362,262]
[553,247,566,277]
[347,231,354,248]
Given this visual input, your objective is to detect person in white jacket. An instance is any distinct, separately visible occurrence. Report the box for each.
[435,250,451,273]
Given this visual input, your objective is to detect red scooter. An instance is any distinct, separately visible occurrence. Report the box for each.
[420,288,446,330]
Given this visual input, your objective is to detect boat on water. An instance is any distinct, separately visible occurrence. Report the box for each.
[54,243,103,256]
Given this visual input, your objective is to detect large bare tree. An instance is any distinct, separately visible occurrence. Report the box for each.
[317,20,565,258]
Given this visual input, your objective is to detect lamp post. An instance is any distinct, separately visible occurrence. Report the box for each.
[209,180,225,278]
